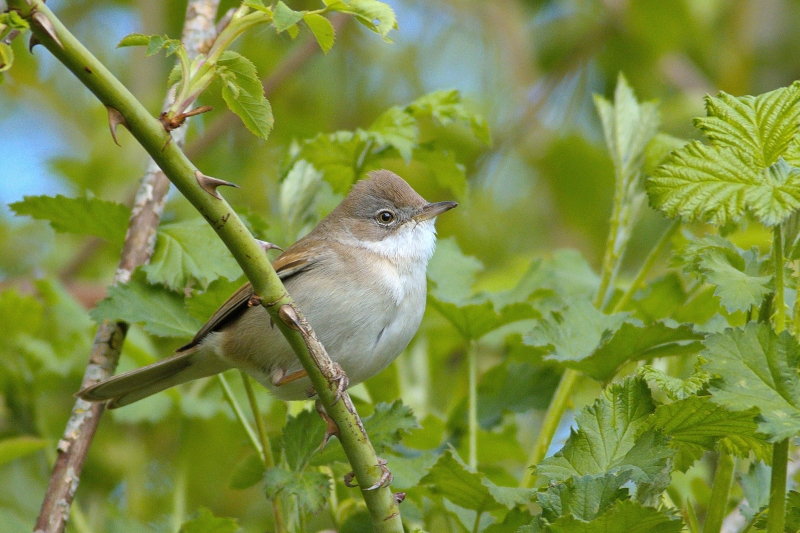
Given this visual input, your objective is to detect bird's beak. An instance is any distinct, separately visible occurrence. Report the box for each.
[414,201,458,222]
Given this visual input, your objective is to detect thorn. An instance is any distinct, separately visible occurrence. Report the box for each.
[183,105,213,118]
[364,458,393,491]
[315,400,340,447]
[28,34,41,53]
[278,304,303,331]
[159,106,212,131]
[247,294,263,307]
[31,11,63,49]
[343,471,357,488]
[394,492,406,504]
[106,106,128,147]
[195,170,239,199]
[256,239,283,253]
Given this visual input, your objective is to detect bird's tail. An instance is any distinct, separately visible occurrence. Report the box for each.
[77,347,230,409]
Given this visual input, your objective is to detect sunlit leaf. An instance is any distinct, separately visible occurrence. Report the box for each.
[178,507,238,533]
[273,1,305,32]
[217,51,273,140]
[544,500,683,533]
[303,13,335,53]
[324,0,397,41]
[263,466,330,514]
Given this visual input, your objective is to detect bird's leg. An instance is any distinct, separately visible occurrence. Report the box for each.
[343,457,393,491]
[269,368,308,387]
[329,362,349,405]
[314,400,340,447]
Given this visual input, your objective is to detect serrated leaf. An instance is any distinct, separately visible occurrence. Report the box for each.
[536,378,671,488]
[362,401,419,452]
[408,90,491,145]
[637,358,710,401]
[704,323,800,441]
[325,0,397,41]
[290,131,364,194]
[144,218,243,290]
[427,236,483,304]
[0,436,47,467]
[368,106,418,162]
[546,500,683,533]
[90,271,202,338]
[649,82,800,227]
[430,298,539,341]
[549,320,703,383]
[525,301,628,366]
[217,51,273,140]
[282,409,326,471]
[263,466,330,514]
[738,461,771,520]
[178,507,238,533]
[420,449,521,512]
[273,1,305,32]
[185,276,245,322]
[9,195,130,244]
[538,472,629,522]
[303,13,335,53]
[649,395,765,470]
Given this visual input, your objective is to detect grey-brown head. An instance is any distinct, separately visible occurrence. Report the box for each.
[318,170,457,245]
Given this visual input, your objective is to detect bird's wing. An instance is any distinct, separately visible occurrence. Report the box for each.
[175,241,325,352]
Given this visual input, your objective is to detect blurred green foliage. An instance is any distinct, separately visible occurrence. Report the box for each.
[6,0,800,532]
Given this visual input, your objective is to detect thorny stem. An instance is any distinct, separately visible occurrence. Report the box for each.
[12,2,403,530]
[29,2,219,532]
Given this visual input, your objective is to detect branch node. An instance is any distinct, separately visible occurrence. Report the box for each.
[159,106,212,131]
[195,170,239,199]
[31,11,63,49]
[247,294,263,307]
[394,492,406,504]
[106,106,128,147]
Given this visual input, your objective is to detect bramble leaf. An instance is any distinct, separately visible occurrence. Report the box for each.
[324,0,397,42]
[648,82,800,226]
[637,357,711,401]
[282,409,326,471]
[144,218,243,290]
[537,472,629,522]
[90,271,202,338]
[185,276,245,322]
[217,51,274,140]
[9,194,130,244]
[704,323,800,441]
[264,466,330,514]
[543,500,683,533]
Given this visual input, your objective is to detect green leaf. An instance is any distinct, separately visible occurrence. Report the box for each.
[178,507,239,533]
[538,472,629,522]
[117,33,151,48]
[368,106,418,162]
[551,320,703,382]
[263,466,330,514]
[737,461,771,520]
[303,13,335,53]
[412,148,467,198]
[185,276,245,322]
[386,452,439,490]
[0,11,30,31]
[696,82,800,168]
[0,289,43,349]
[325,0,397,41]
[118,33,181,57]
[648,82,800,226]
[9,195,130,244]
[362,401,419,452]
[217,51,274,140]
[430,298,539,341]
[282,409,326,471]
[0,436,47,467]
[229,453,266,490]
[290,131,365,194]
[144,218,243,290]
[546,500,683,533]
[427,236,483,304]
[273,2,305,32]
[420,449,530,512]
[90,270,202,338]
[637,357,710,401]
[408,89,491,145]
[704,323,800,441]
[648,395,767,470]
[0,42,14,73]
[525,301,629,366]
[594,74,660,187]
[536,378,671,487]
[280,160,327,237]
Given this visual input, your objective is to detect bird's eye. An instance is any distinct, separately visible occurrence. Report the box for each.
[376,210,395,224]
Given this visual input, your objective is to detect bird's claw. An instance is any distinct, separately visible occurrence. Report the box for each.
[315,400,340,447]
[330,362,349,406]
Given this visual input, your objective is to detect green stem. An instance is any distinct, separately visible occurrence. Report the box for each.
[240,372,287,533]
[611,219,681,313]
[702,453,734,533]
[774,225,786,333]
[468,342,478,470]
[520,369,579,487]
[172,466,187,533]
[218,374,263,457]
[472,510,483,533]
[684,500,701,533]
[13,2,403,529]
[766,438,789,533]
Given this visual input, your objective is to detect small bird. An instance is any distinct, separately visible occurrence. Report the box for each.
[79,170,457,408]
